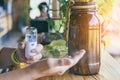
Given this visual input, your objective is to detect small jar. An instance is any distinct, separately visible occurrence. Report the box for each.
[68,2,101,75]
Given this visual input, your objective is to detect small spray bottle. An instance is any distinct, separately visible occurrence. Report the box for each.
[25,27,37,59]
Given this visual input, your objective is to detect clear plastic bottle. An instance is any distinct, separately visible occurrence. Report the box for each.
[68,2,101,75]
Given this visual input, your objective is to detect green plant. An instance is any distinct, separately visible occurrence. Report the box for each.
[45,39,68,58]
[19,5,29,25]
[57,0,73,40]
[44,0,73,41]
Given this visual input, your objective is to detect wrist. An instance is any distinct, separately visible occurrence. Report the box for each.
[11,49,20,65]
[11,50,27,69]
[24,65,43,79]
[25,59,51,79]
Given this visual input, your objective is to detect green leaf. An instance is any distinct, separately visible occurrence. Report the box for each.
[45,45,53,50]
[49,49,60,58]
[46,18,55,29]
[58,0,65,4]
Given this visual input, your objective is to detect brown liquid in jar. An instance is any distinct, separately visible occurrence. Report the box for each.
[68,2,100,75]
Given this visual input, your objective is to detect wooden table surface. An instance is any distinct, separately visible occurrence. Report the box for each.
[0,48,120,80]
[36,48,120,80]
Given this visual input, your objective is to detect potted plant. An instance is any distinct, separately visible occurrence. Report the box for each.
[46,0,72,41]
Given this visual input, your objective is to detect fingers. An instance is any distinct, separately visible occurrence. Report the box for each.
[55,49,85,75]
[29,44,43,62]
[25,56,34,64]
[25,53,42,64]
[31,44,43,54]
[57,71,65,75]
[17,42,26,56]
[48,49,85,68]
[33,53,42,62]
[16,42,26,62]
[70,49,86,65]
[48,58,71,68]
[17,43,43,64]
[36,44,43,53]
[18,42,26,49]
[46,58,70,76]
[40,50,85,76]
[57,58,71,66]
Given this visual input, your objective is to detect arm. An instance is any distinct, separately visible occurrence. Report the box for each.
[0,50,85,80]
[0,68,36,80]
[0,43,42,71]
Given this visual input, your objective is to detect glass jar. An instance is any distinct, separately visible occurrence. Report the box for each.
[68,2,100,75]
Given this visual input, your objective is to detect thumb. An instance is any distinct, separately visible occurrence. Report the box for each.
[70,49,86,65]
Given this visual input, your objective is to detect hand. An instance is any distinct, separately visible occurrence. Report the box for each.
[16,42,43,64]
[26,49,85,79]
[0,49,85,80]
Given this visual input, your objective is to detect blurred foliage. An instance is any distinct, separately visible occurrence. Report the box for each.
[45,39,68,58]
[46,18,55,29]
[57,0,73,40]
[19,5,30,25]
